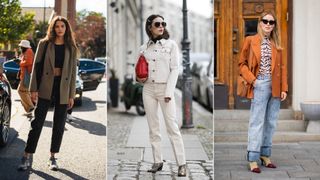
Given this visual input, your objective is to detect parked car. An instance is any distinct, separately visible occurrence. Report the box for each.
[198,59,213,110]
[74,74,83,106]
[190,53,213,109]
[3,58,105,91]
[0,74,12,147]
[94,57,107,64]
[176,53,197,89]
[3,59,83,106]
[79,58,106,91]
[2,59,20,89]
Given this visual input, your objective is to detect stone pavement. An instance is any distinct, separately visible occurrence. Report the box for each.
[107,89,213,179]
[215,142,320,180]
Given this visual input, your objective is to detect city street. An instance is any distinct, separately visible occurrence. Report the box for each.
[0,79,106,180]
[107,89,213,180]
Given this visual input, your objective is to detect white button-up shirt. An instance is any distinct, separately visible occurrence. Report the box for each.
[138,39,180,98]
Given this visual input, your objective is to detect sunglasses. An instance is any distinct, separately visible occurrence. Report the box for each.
[261,19,276,25]
[153,22,167,28]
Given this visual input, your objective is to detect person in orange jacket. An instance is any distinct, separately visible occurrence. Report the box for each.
[17,40,35,115]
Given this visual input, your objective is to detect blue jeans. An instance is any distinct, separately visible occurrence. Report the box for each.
[247,75,281,162]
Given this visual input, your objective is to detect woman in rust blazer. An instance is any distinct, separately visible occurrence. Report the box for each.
[239,11,288,173]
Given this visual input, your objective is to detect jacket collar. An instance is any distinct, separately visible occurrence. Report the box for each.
[147,38,167,47]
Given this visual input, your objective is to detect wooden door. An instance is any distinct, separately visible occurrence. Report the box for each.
[214,0,290,109]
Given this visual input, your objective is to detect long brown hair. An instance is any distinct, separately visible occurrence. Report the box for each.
[44,16,78,51]
[257,10,282,50]
[145,14,170,40]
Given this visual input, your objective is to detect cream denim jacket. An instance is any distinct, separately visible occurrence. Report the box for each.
[138,39,180,98]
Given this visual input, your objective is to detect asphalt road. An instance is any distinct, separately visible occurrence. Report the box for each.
[0,79,106,180]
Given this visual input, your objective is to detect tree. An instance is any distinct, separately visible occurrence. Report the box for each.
[75,10,106,59]
[0,0,35,44]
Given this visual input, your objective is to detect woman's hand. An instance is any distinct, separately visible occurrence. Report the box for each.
[281,91,287,101]
[31,92,38,104]
[164,97,171,103]
[137,77,147,83]
[68,98,74,109]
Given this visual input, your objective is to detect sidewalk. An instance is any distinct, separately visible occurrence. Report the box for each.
[215,142,320,180]
[107,89,213,179]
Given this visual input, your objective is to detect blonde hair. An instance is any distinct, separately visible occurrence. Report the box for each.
[257,11,282,50]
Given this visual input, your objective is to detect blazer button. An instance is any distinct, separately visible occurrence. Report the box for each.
[153,59,155,61]
[152,80,154,83]
[66,78,68,80]
[46,72,48,75]
[152,70,155,72]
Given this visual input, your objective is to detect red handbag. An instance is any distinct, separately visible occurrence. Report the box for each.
[135,55,148,79]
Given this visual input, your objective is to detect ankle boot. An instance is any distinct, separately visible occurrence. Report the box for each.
[260,156,277,168]
[147,162,163,173]
[178,164,187,176]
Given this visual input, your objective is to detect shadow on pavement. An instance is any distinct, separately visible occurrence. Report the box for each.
[72,97,98,112]
[0,137,30,180]
[65,116,106,136]
[31,169,60,180]
[58,168,89,180]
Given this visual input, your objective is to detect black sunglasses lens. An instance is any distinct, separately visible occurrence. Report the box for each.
[154,22,160,27]
[154,22,166,27]
[262,19,275,25]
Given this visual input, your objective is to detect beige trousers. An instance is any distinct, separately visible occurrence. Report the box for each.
[142,83,186,166]
[17,82,34,112]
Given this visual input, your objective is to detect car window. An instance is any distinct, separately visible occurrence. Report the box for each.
[4,60,19,69]
[80,61,105,70]
[79,61,90,70]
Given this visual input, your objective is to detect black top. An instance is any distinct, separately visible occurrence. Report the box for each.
[55,44,65,68]
[151,36,162,43]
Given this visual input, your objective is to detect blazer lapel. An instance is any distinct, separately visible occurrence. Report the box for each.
[271,41,277,73]
[48,42,55,70]
[251,35,261,65]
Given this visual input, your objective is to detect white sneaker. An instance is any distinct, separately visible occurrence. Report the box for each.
[67,114,75,122]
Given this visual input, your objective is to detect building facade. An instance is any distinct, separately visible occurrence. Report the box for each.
[107,0,142,82]
[107,0,213,83]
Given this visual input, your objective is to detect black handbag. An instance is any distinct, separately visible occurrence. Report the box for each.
[35,41,48,89]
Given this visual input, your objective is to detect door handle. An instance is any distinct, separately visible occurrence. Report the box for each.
[233,28,239,54]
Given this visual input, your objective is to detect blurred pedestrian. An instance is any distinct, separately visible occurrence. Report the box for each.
[136,14,187,177]
[17,40,35,116]
[238,11,288,173]
[18,16,78,171]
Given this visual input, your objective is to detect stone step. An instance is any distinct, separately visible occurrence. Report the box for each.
[214,131,320,143]
[214,109,294,120]
[215,119,306,132]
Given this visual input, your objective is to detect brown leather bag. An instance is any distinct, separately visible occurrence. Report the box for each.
[237,75,248,97]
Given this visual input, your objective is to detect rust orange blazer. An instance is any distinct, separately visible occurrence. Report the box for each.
[238,34,288,99]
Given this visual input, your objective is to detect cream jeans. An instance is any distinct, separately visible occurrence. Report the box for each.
[142,83,186,166]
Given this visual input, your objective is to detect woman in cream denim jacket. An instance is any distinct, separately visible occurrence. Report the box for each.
[136,14,187,177]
